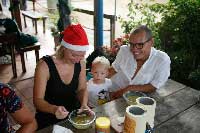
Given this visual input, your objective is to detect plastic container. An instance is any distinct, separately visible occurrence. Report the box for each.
[136,97,156,128]
[124,105,146,133]
[95,117,110,133]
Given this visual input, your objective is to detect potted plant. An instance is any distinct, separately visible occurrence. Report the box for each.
[48,10,61,50]
[51,26,60,50]
[103,34,129,63]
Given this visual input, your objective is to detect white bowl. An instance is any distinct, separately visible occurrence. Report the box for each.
[68,109,96,129]
[123,91,146,105]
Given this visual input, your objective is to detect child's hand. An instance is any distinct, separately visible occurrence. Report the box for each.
[55,106,69,119]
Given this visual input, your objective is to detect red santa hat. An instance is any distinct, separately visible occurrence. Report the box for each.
[61,24,89,51]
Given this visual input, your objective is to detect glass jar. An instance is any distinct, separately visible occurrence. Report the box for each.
[95,117,110,133]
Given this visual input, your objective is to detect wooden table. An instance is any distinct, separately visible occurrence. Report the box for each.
[37,79,200,133]
[21,11,48,34]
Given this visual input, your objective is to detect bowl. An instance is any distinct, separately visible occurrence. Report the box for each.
[68,109,96,129]
[123,91,146,105]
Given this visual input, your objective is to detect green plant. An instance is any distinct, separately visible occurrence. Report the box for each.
[48,10,60,36]
[155,0,200,89]
[189,68,200,90]
[103,34,129,63]
[119,0,161,49]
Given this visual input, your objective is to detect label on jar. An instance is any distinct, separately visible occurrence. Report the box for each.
[124,114,136,133]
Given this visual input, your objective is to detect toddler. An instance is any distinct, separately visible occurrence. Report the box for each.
[87,56,112,108]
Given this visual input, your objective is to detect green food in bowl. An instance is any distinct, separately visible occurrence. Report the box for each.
[127,95,139,105]
[123,91,146,105]
[68,109,96,129]
[72,113,93,124]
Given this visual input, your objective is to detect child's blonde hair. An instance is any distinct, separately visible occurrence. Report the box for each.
[92,56,110,69]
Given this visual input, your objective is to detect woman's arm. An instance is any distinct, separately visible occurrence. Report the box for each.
[11,104,37,133]
[77,60,89,109]
[33,60,57,115]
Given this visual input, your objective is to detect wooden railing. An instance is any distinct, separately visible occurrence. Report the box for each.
[73,8,117,47]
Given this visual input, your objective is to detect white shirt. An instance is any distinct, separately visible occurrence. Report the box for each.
[110,45,171,91]
[87,78,112,108]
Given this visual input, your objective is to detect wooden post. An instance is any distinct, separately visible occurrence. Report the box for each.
[33,0,36,11]
[57,0,71,31]
[94,0,103,48]
[0,2,2,11]
[10,0,22,31]
[110,15,116,47]
[94,0,97,48]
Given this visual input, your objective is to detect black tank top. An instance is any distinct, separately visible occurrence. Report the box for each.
[35,56,81,129]
[42,55,81,111]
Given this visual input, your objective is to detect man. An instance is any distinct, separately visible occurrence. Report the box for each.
[109,25,171,99]
[0,82,37,133]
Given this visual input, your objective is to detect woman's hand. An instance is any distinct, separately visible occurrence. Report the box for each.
[79,105,91,112]
[55,106,69,119]
[78,105,93,115]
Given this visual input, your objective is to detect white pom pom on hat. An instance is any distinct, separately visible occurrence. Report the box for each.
[61,24,89,51]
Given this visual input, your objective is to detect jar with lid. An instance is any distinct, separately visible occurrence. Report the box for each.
[95,117,110,133]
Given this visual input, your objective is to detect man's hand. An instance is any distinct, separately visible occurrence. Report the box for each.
[110,89,126,100]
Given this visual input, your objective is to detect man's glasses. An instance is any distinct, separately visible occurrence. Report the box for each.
[129,37,152,49]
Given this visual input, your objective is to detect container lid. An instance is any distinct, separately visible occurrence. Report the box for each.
[126,105,146,118]
[136,97,156,106]
[96,117,110,128]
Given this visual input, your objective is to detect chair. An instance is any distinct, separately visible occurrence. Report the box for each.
[18,42,40,72]
[0,32,40,77]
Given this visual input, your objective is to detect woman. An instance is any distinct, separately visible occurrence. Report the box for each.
[33,24,90,130]
[0,82,37,133]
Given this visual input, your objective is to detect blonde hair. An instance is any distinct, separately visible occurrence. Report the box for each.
[92,56,110,69]
[55,45,65,59]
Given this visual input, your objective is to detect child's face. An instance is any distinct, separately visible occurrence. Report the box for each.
[91,63,108,83]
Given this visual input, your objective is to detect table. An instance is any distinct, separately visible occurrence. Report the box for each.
[37,79,200,133]
[21,11,48,34]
